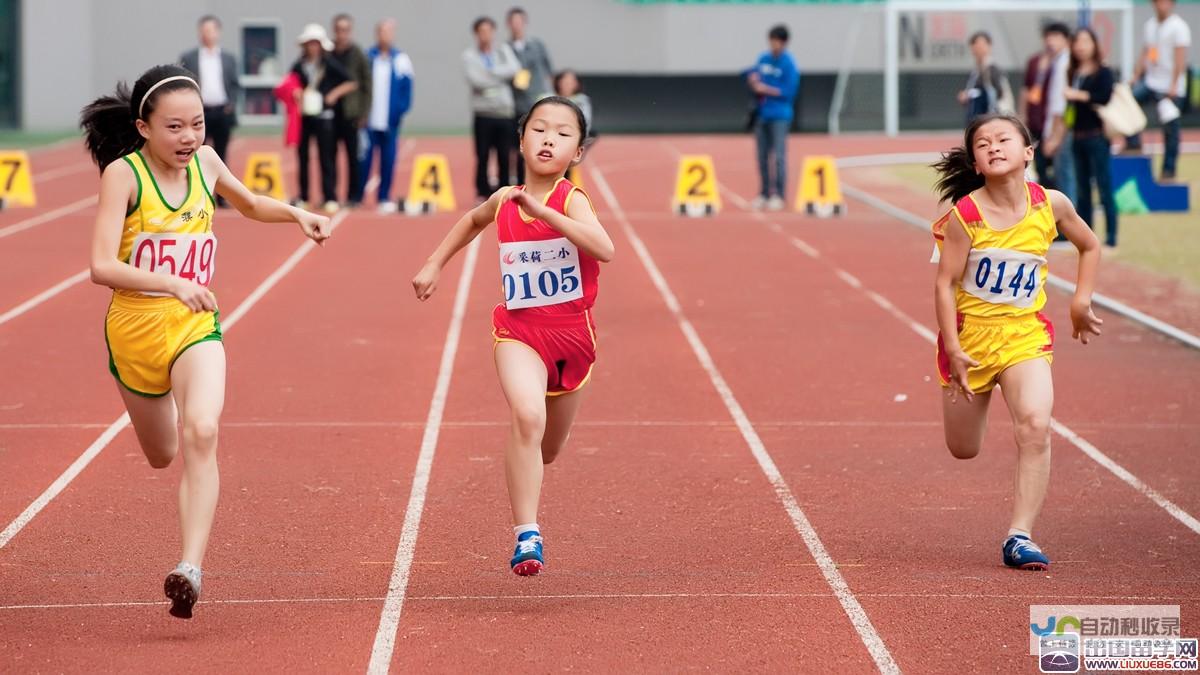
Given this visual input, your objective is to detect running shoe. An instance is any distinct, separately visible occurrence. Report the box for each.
[164,561,202,619]
[510,531,544,576]
[1003,535,1050,571]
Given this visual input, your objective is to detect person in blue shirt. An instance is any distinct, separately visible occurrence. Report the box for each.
[747,24,800,211]
[361,19,414,213]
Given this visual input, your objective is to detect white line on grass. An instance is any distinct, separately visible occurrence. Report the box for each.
[591,164,901,675]
[366,237,480,675]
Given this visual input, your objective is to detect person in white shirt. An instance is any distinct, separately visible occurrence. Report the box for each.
[1041,44,1077,208]
[360,19,414,214]
[180,16,239,176]
[1128,0,1192,180]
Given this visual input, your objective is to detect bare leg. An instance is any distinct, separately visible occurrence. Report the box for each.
[118,385,179,469]
[541,387,587,465]
[941,387,992,459]
[494,342,548,526]
[169,341,226,567]
[997,357,1054,536]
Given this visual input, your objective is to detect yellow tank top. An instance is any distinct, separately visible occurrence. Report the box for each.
[931,182,1057,318]
[117,151,216,299]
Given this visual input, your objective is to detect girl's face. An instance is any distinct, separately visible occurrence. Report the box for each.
[556,72,579,97]
[520,103,583,177]
[137,88,205,169]
[303,40,323,59]
[971,119,1032,178]
[1072,31,1097,63]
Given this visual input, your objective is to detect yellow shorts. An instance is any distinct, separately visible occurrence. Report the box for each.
[936,312,1054,394]
[104,294,222,397]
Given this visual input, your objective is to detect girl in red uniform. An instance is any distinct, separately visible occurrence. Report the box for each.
[413,96,614,575]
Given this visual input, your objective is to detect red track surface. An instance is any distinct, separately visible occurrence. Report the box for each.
[0,134,1197,673]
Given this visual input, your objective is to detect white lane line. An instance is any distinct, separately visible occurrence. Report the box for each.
[366,237,480,675]
[591,165,901,675]
[839,181,1200,351]
[747,206,1200,538]
[0,209,353,551]
[36,162,93,182]
[0,269,89,327]
[0,195,97,239]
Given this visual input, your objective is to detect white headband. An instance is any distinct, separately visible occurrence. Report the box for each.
[138,75,199,118]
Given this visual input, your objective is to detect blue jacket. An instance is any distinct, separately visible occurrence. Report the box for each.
[751,50,799,122]
[366,46,414,128]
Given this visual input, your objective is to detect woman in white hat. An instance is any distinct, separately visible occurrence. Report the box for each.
[291,23,356,213]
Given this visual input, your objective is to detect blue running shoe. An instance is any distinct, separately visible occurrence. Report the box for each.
[1003,535,1050,571]
[510,531,544,576]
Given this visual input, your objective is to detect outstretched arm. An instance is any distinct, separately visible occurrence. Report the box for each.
[200,146,330,245]
[412,189,506,301]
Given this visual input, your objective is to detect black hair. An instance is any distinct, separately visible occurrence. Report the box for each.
[507,7,527,19]
[473,16,495,33]
[198,14,220,28]
[517,96,590,166]
[1043,22,1071,39]
[768,24,789,43]
[968,31,992,45]
[1068,26,1104,82]
[553,69,583,96]
[79,64,201,172]
[333,13,352,26]
[932,113,1033,204]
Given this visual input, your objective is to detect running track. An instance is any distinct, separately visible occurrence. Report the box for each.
[0,135,1196,673]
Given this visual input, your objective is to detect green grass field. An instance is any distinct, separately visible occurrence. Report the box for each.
[884,155,1200,289]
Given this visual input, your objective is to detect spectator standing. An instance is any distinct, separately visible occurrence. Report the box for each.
[181,15,239,206]
[1043,36,1078,209]
[361,19,414,213]
[1021,23,1071,189]
[746,24,799,211]
[463,16,521,202]
[507,7,554,184]
[1128,0,1191,180]
[330,13,372,207]
[291,23,356,213]
[958,31,1014,123]
[1066,28,1118,247]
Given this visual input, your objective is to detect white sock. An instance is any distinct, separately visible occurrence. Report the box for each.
[514,523,540,537]
[1007,528,1031,540]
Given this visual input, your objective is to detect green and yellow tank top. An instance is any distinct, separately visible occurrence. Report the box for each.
[117,150,217,299]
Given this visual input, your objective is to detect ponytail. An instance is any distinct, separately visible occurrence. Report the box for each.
[932,112,1033,205]
[932,144,985,205]
[79,64,201,172]
[80,82,142,172]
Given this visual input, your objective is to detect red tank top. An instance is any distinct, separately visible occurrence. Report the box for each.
[495,178,599,316]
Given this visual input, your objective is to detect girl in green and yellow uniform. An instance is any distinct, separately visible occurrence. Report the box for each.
[82,65,330,618]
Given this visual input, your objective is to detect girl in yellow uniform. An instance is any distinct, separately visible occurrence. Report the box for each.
[931,113,1102,571]
[81,65,330,618]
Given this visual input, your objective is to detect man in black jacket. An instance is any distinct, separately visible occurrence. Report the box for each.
[180,16,240,173]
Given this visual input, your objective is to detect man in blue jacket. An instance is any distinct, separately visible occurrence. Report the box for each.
[747,24,800,211]
[361,19,414,213]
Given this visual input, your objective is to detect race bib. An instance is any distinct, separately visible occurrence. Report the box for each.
[962,247,1044,309]
[499,237,583,310]
[130,232,218,297]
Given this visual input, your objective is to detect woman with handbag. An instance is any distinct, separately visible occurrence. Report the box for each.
[1065,28,1118,248]
[291,24,356,214]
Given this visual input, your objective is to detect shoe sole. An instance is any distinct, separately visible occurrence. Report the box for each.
[512,560,543,576]
[1019,562,1049,571]
[164,573,197,619]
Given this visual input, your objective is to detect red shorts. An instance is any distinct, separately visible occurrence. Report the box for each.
[491,304,597,396]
